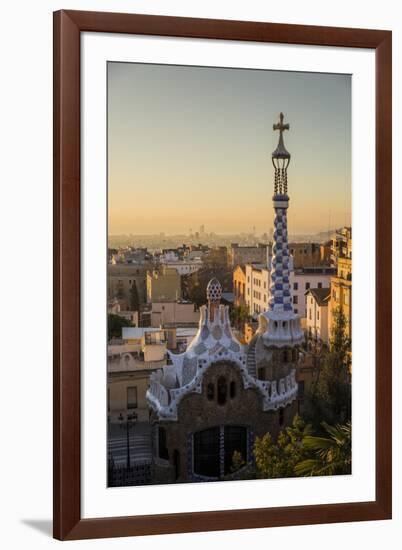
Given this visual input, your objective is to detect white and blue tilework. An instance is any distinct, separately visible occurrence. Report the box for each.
[269,195,293,313]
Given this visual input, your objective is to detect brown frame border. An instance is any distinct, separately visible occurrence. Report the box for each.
[53,10,392,540]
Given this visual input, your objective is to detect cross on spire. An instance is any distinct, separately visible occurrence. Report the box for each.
[272,112,290,160]
[273,112,289,139]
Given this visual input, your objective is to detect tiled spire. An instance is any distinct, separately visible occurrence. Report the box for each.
[269,113,292,313]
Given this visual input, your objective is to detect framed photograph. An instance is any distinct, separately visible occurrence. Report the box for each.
[53,10,392,540]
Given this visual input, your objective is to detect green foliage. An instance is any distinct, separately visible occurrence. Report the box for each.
[230,304,250,328]
[304,306,351,429]
[230,450,246,473]
[254,415,312,478]
[108,313,133,341]
[295,421,352,476]
[253,416,352,479]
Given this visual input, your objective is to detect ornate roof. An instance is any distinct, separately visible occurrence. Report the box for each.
[146,279,298,420]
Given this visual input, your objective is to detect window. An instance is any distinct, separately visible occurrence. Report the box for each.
[217,377,228,405]
[305,282,310,290]
[293,295,298,304]
[344,294,349,305]
[193,427,220,477]
[230,380,236,399]
[318,282,322,289]
[127,386,137,409]
[279,408,284,426]
[158,427,169,460]
[309,308,312,320]
[193,426,247,478]
[317,310,320,320]
[293,282,298,290]
[294,308,298,314]
[258,367,265,379]
[207,383,214,401]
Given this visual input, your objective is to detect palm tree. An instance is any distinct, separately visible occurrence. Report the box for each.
[295,421,351,476]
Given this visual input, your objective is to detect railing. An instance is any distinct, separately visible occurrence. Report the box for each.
[108,461,152,487]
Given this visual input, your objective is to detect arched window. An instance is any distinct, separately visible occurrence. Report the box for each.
[230,380,236,399]
[207,383,214,401]
[217,376,228,405]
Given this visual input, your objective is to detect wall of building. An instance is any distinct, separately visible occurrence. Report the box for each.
[305,295,329,343]
[152,361,297,483]
[328,257,352,340]
[151,301,200,327]
[245,264,333,318]
[108,263,151,306]
[146,267,182,302]
[108,372,152,423]
[228,244,270,267]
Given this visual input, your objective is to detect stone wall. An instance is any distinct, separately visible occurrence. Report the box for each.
[152,361,297,483]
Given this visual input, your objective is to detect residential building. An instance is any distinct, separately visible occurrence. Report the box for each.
[146,267,181,303]
[159,250,203,275]
[108,327,169,423]
[288,242,322,268]
[150,301,200,328]
[233,265,246,307]
[108,298,139,326]
[305,288,331,343]
[328,255,352,340]
[108,263,152,307]
[228,243,271,267]
[245,263,335,318]
[330,227,352,265]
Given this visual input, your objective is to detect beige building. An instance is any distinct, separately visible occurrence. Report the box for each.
[245,263,334,318]
[328,256,352,340]
[108,263,152,307]
[146,267,181,303]
[305,288,331,343]
[233,265,246,307]
[228,243,270,267]
[288,242,322,268]
[150,301,200,328]
[330,227,352,265]
[108,298,139,326]
[108,328,168,422]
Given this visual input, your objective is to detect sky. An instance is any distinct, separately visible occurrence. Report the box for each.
[108,62,351,236]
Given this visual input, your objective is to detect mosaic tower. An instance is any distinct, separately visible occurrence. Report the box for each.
[260,113,303,347]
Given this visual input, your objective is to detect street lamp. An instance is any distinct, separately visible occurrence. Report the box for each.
[118,411,137,469]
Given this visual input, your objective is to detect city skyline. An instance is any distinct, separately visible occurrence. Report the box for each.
[108,62,351,236]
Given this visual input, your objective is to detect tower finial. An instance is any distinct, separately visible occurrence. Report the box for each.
[272,112,290,160]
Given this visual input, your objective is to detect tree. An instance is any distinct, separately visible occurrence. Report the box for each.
[230,304,250,329]
[304,306,351,429]
[254,415,312,479]
[129,280,140,312]
[295,421,351,476]
[108,313,132,341]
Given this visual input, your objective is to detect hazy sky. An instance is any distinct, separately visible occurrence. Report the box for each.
[108,62,351,236]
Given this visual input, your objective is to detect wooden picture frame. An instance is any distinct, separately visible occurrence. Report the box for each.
[53,10,392,540]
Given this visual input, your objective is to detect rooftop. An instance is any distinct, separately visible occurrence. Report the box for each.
[305,287,331,306]
[122,327,162,340]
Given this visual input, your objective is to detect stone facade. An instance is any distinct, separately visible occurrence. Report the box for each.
[151,361,297,483]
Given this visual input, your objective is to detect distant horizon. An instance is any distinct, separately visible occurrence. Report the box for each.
[108,63,351,235]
